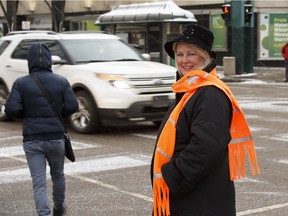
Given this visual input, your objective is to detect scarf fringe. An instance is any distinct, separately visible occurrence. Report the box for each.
[153,178,170,216]
[228,140,260,180]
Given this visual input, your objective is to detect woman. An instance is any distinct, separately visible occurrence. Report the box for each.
[151,24,260,216]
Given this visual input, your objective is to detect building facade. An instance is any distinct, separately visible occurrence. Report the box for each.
[0,0,287,69]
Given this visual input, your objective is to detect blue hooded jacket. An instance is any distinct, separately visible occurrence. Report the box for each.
[5,42,79,142]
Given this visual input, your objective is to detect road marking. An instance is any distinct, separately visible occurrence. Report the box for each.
[245,115,260,119]
[70,174,153,202]
[274,159,288,164]
[239,100,288,112]
[7,156,27,163]
[64,155,149,173]
[131,133,156,139]
[249,126,266,132]
[0,135,22,141]
[240,191,285,196]
[263,117,288,122]
[0,154,149,184]
[235,177,265,184]
[0,146,24,157]
[237,202,288,215]
[263,134,288,142]
[67,174,288,215]
[0,142,99,157]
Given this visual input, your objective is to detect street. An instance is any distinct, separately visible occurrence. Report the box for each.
[1,81,288,216]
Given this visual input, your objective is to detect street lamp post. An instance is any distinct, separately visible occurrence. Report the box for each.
[244,0,254,73]
[231,0,245,75]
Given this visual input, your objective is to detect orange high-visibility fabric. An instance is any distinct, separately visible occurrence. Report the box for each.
[152,69,260,216]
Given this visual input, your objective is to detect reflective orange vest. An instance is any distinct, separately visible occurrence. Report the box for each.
[152,69,260,216]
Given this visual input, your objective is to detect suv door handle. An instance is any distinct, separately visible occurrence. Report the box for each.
[5,65,11,68]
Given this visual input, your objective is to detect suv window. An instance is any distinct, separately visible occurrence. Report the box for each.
[11,39,66,60]
[0,40,11,56]
[60,39,143,63]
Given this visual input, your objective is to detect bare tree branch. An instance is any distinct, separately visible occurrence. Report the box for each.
[0,0,10,32]
[44,0,58,32]
[51,0,65,32]
[44,0,52,11]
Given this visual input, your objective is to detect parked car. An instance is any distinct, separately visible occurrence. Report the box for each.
[0,31,176,133]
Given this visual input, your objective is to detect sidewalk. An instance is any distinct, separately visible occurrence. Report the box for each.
[218,66,286,83]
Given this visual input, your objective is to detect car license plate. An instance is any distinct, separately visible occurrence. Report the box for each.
[152,96,170,107]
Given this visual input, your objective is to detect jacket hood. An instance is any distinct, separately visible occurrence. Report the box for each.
[27,42,52,74]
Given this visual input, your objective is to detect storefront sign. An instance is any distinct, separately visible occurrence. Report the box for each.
[22,21,30,30]
[259,13,288,60]
[210,14,227,51]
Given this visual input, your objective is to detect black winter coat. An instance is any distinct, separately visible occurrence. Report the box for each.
[5,42,79,142]
[151,85,236,216]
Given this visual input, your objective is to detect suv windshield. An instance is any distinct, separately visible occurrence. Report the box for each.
[61,39,143,63]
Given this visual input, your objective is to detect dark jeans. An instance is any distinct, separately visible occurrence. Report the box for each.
[23,139,65,216]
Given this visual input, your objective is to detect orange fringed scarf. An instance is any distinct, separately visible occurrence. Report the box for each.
[153,69,260,216]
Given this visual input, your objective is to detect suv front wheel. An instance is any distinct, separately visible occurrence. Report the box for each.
[69,90,99,134]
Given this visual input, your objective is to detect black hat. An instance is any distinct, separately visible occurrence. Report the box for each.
[165,24,216,59]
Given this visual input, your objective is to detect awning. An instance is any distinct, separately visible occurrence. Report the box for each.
[95,1,197,25]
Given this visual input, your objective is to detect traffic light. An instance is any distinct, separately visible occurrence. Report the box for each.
[244,3,253,23]
[221,4,231,24]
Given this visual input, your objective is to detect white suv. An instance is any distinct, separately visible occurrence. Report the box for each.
[0,31,176,133]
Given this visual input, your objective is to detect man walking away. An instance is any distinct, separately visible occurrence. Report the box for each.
[5,42,79,216]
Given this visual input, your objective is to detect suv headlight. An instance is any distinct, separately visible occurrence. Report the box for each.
[96,74,130,89]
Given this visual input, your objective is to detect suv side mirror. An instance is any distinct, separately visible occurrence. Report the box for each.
[141,53,151,61]
[52,55,66,64]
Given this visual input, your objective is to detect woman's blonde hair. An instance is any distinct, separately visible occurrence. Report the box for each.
[173,42,213,68]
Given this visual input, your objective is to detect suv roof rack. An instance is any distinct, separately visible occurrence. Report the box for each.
[60,30,112,35]
[6,30,57,36]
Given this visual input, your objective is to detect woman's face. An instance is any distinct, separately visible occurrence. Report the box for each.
[174,42,206,76]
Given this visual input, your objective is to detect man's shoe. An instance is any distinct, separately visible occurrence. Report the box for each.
[53,206,66,216]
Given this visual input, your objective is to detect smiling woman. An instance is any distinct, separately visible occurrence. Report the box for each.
[151,24,260,216]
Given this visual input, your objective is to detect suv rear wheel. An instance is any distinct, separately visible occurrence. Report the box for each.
[69,90,99,134]
[0,84,10,121]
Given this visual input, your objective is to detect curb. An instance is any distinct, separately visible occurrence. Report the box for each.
[218,67,286,83]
